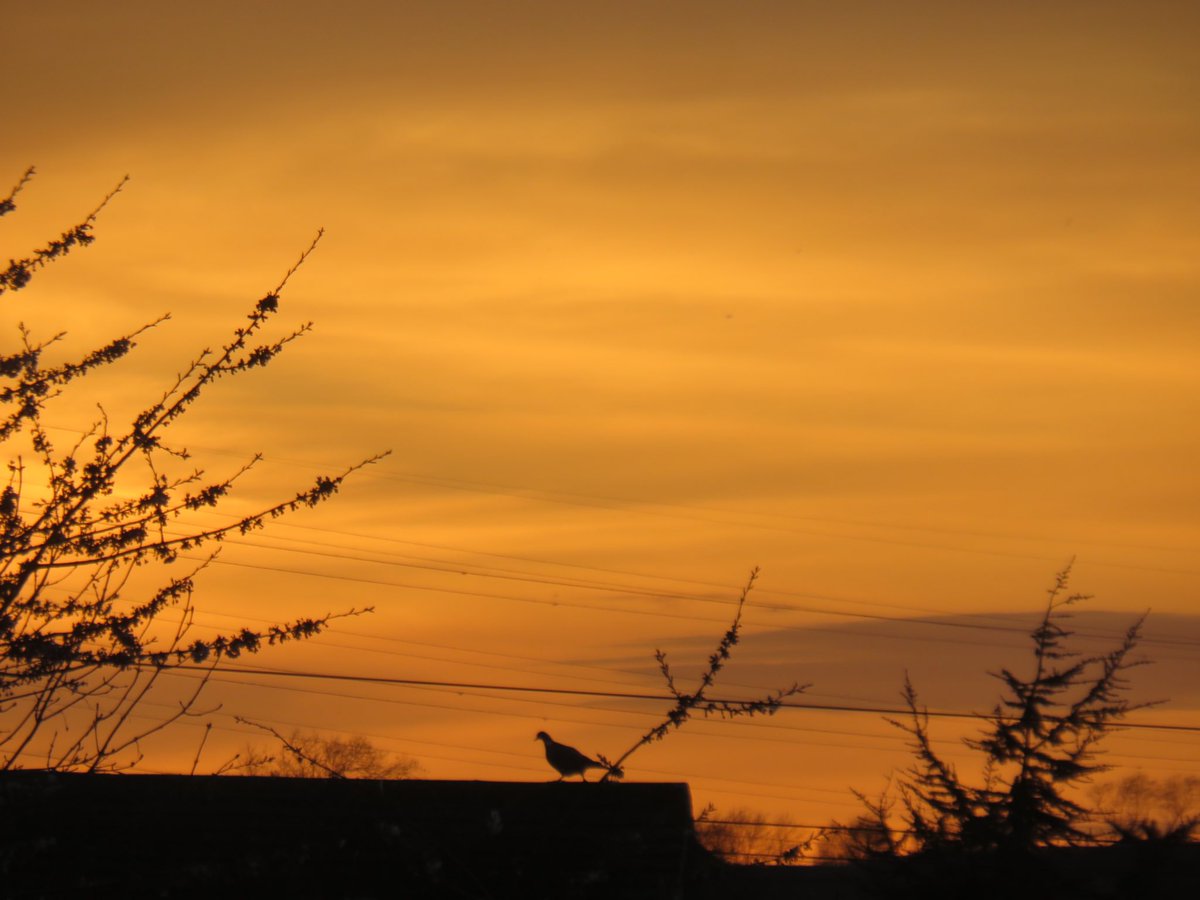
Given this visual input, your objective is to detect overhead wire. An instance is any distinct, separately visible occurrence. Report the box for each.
[79,425,1166,557]
[125,693,873,809]
[21,574,1200,765]
[180,515,1200,653]
[223,513,1200,643]
[127,679,1200,817]
[195,675,1198,771]
[156,627,1200,754]
[168,663,1200,737]
[20,452,1199,658]
[32,425,1200,623]
[258,458,1200,577]
[55,581,1187,728]
[114,600,1200,738]
[176,551,1199,664]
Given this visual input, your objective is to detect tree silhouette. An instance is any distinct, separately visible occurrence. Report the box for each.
[694,804,809,864]
[235,721,421,779]
[1,168,383,771]
[862,564,1149,855]
[815,814,895,863]
[1091,773,1200,843]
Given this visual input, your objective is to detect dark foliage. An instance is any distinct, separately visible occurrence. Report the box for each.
[1092,773,1200,844]
[844,564,1165,898]
[861,564,1149,853]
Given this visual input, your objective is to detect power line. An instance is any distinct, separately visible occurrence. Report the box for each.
[164,666,920,762]
[293,463,1200,577]
[84,424,1200,565]
[22,671,1185,814]
[151,631,1200,753]
[210,527,1043,626]
[42,417,1193,597]
[197,508,1200,646]
[175,664,1200,735]
[23,473,1197,655]
[158,663,1200,774]
[105,598,1200,727]
[185,519,1200,652]
[179,552,1198,662]
[21,580,1200,763]
[129,695,871,807]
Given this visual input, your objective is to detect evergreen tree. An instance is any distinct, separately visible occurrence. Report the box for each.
[880,564,1147,854]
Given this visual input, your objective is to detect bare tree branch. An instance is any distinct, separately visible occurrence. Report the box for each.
[599,567,808,781]
[1,168,384,772]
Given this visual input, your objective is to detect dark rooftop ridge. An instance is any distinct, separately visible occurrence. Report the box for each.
[0,772,698,899]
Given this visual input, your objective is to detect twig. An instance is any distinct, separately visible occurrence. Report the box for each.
[190,723,213,776]
[599,568,808,781]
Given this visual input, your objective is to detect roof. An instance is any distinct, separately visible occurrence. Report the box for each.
[0,772,696,899]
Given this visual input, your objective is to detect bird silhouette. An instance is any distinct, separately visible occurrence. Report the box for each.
[535,731,606,781]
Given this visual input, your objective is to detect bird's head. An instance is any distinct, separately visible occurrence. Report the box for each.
[535,731,551,743]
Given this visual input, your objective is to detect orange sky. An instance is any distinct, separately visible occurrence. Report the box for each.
[3,1,1198,831]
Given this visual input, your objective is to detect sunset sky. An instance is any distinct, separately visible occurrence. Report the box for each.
[3,1,1198,831]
